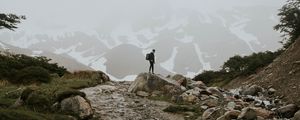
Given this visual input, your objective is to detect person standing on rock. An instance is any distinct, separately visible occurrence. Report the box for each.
[146,49,155,74]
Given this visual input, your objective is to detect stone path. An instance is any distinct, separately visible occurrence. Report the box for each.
[81,81,184,120]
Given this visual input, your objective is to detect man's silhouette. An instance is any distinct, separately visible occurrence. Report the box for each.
[148,49,155,74]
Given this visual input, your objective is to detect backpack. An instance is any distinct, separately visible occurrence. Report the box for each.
[146,53,150,60]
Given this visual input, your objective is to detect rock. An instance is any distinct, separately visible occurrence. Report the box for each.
[189,81,207,89]
[202,98,219,108]
[206,87,224,98]
[60,95,93,119]
[180,94,199,104]
[128,73,185,95]
[136,91,150,97]
[226,102,236,110]
[183,87,201,96]
[171,74,188,87]
[267,88,276,95]
[241,85,263,96]
[276,104,299,118]
[202,107,225,120]
[217,110,241,120]
[238,107,257,120]
[253,107,274,119]
[257,116,265,120]
[293,110,300,120]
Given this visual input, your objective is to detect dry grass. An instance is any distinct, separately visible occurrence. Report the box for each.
[0,80,10,87]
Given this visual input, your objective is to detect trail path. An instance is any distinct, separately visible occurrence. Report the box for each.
[81,81,184,120]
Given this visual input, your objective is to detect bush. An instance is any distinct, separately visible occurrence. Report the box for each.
[0,52,68,84]
[14,66,51,84]
[25,91,50,112]
[194,50,282,85]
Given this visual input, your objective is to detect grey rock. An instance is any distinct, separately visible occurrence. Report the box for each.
[293,110,300,120]
[241,85,263,96]
[238,107,257,120]
[136,91,150,97]
[128,73,185,95]
[60,95,94,119]
[202,107,225,120]
[276,104,299,118]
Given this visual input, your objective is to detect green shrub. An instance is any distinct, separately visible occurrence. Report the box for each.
[25,92,50,111]
[194,50,282,85]
[0,53,68,84]
[14,66,51,84]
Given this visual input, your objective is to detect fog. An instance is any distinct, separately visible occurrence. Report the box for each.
[1,0,284,33]
[0,0,286,80]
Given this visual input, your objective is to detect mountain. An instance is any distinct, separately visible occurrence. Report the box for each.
[225,37,300,104]
[0,2,284,80]
[0,41,93,71]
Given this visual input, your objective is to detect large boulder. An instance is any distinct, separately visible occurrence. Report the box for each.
[276,104,299,118]
[189,81,207,89]
[202,107,225,120]
[60,95,93,119]
[238,107,257,120]
[217,110,241,120]
[171,74,188,87]
[293,110,300,120]
[241,85,263,96]
[253,107,274,119]
[128,73,185,95]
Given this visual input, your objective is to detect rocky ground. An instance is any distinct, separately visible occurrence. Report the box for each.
[80,73,300,120]
[81,81,185,120]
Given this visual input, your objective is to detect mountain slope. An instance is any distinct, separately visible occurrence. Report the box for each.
[0,41,93,71]
[225,38,300,105]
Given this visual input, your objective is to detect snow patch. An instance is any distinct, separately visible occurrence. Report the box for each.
[0,42,7,49]
[32,50,43,55]
[229,16,261,52]
[109,74,137,81]
[193,43,212,71]
[176,35,194,43]
[160,47,178,73]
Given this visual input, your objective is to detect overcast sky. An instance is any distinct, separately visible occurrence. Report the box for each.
[1,0,285,33]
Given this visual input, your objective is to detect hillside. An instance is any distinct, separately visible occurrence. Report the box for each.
[225,37,300,105]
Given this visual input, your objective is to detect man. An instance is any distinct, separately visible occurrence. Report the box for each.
[148,49,155,74]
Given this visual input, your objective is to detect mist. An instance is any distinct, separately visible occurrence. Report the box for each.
[0,0,286,80]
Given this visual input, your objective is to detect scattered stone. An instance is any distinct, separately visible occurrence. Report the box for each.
[267,88,276,95]
[217,110,240,120]
[227,102,236,110]
[238,107,257,120]
[293,110,300,120]
[207,87,224,98]
[136,91,150,97]
[202,98,219,108]
[276,104,299,118]
[171,74,188,87]
[189,81,207,89]
[60,95,94,119]
[253,107,274,119]
[181,94,199,104]
[241,85,263,96]
[202,107,224,120]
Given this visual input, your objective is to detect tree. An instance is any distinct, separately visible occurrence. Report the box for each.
[0,13,25,31]
[274,0,300,48]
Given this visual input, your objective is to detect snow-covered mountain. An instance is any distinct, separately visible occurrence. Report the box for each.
[0,0,284,80]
